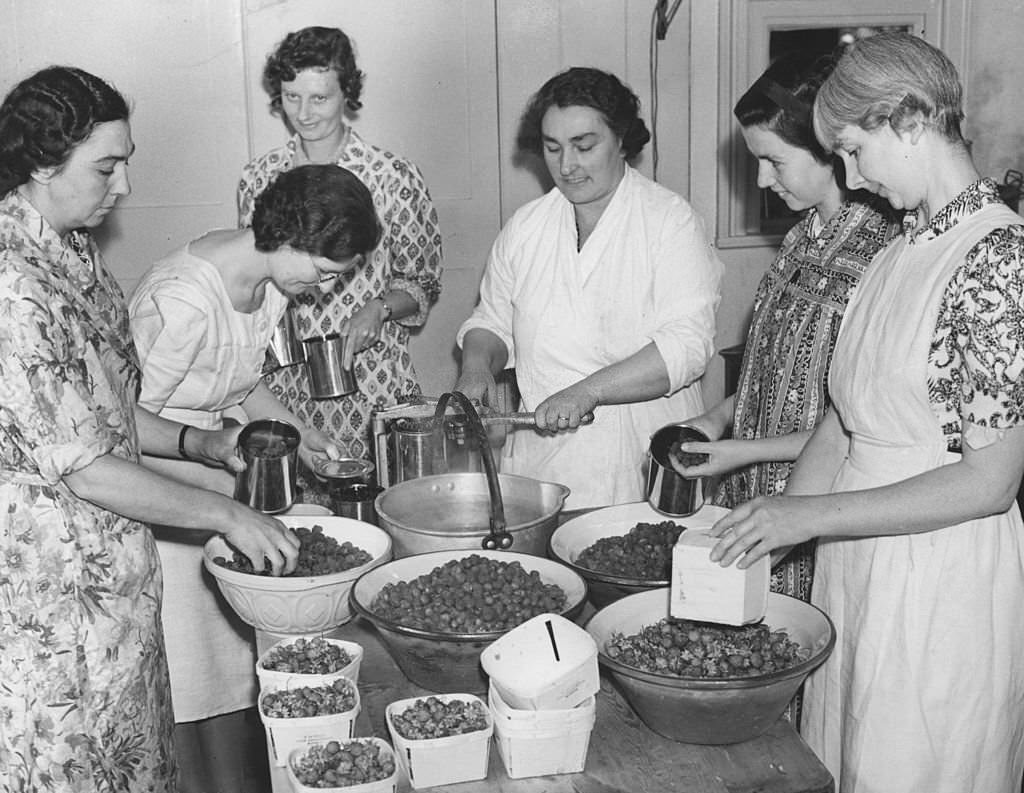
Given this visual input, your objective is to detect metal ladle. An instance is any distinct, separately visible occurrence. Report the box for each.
[432,391,513,550]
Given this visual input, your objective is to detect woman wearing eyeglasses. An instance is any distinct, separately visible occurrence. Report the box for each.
[128,162,381,792]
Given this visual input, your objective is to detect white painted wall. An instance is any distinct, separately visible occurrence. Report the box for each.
[1,0,1020,410]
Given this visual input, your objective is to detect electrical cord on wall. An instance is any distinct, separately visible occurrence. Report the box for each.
[649,0,683,181]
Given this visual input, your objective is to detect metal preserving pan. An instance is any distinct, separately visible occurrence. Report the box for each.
[374,472,570,558]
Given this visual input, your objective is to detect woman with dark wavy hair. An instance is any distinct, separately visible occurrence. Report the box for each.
[129,163,379,792]
[0,65,301,793]
[456,67,723,509]
[238,26,443,501]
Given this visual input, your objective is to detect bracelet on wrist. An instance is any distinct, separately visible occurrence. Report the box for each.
[376,296,393,322]
[178,425,194,461]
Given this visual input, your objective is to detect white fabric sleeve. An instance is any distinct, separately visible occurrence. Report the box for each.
[455,222,517,367]
[131,292,208,414]
[647,203,723,394]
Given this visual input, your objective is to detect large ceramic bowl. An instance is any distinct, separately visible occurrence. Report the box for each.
[549,501,730,608]
[203,515,392,634]
[374,472,570,557]
[349,549,587,693]
[586,588,835,745]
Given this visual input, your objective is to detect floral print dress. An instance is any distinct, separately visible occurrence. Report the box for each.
[0,192,175,792]
[238,129,443,501]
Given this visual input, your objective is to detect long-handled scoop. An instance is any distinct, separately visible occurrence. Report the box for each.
[481,411,595,427]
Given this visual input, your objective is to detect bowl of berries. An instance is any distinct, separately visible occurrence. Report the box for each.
[349,550,587,693]
[204,515,392,634]
[586,587,836,744]
[548,501,730,608]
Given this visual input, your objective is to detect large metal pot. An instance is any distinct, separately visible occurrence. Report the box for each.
[374,472,570,558]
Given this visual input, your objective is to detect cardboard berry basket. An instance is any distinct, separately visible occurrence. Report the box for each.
[385,693,493,789]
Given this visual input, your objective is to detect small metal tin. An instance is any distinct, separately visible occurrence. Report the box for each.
[233,419,301,514]
[646,423,709,517]
[314,457,379,523]
[302,333,357,399]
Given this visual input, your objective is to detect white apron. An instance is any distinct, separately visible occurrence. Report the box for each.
[144,417,257,723]
[802,203,1024,792]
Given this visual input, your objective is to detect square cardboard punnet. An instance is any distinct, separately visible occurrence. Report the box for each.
[386,693,492,789]
[488,683,595,778]
[259,680,360,767]
[287,737,398,793]
[670,529,769,625]
[256,636,363,692]
[480,613,598,710]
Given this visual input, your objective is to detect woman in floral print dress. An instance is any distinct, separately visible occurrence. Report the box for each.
[238,26,443,501]
[0,67,299,793]
[710,33,1024,792]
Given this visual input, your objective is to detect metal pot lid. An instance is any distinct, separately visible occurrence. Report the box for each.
[314,457,375,480]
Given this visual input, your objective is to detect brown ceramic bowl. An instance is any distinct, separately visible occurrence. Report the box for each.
[548,501,730,608]
[349,549,587,693]
[586,588,835,744]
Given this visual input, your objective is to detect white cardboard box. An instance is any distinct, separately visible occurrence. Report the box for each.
[670,529,769,625]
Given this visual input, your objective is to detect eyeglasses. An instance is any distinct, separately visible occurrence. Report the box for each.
[311,253,364,284]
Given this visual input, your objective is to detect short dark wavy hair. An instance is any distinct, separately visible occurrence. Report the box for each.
[734,50,836,163]
[0,66,129,196]
[263,26,364,115]
[517,67,651,161]
[251,164,382,262]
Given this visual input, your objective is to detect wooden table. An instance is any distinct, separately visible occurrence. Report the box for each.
[262,616,833,793]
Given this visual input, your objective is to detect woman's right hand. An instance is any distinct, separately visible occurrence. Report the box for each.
[670,438,749,479]
[220,505,300,576]
[187,425,246,473]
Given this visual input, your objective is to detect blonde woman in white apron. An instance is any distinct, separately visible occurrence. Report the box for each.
[704,33,1024,793]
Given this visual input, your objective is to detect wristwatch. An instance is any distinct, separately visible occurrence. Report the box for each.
[376,296,393,322]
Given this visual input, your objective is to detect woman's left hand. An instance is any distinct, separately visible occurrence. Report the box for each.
[708,495,819,568]
[300,427,343,470]
[534,383,599,432]
[339,301,387,368]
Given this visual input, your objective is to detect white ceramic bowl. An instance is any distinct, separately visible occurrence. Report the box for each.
[350,550,588,693]
[586,588,835,744]
[548,501,730,608]
[204,515,392,634]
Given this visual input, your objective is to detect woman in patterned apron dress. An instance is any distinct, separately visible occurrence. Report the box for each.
[0,66,299,793]
[670,52,899,604]
[705,33,1024,793]
[670,51,900,729]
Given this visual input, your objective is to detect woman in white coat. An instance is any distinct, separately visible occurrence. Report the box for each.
[708,32,1024,793]
[456,67,723,510]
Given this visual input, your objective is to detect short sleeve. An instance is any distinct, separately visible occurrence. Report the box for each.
[942,226,1024,435]
[130,290,208,414]
[0,261,116,482]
